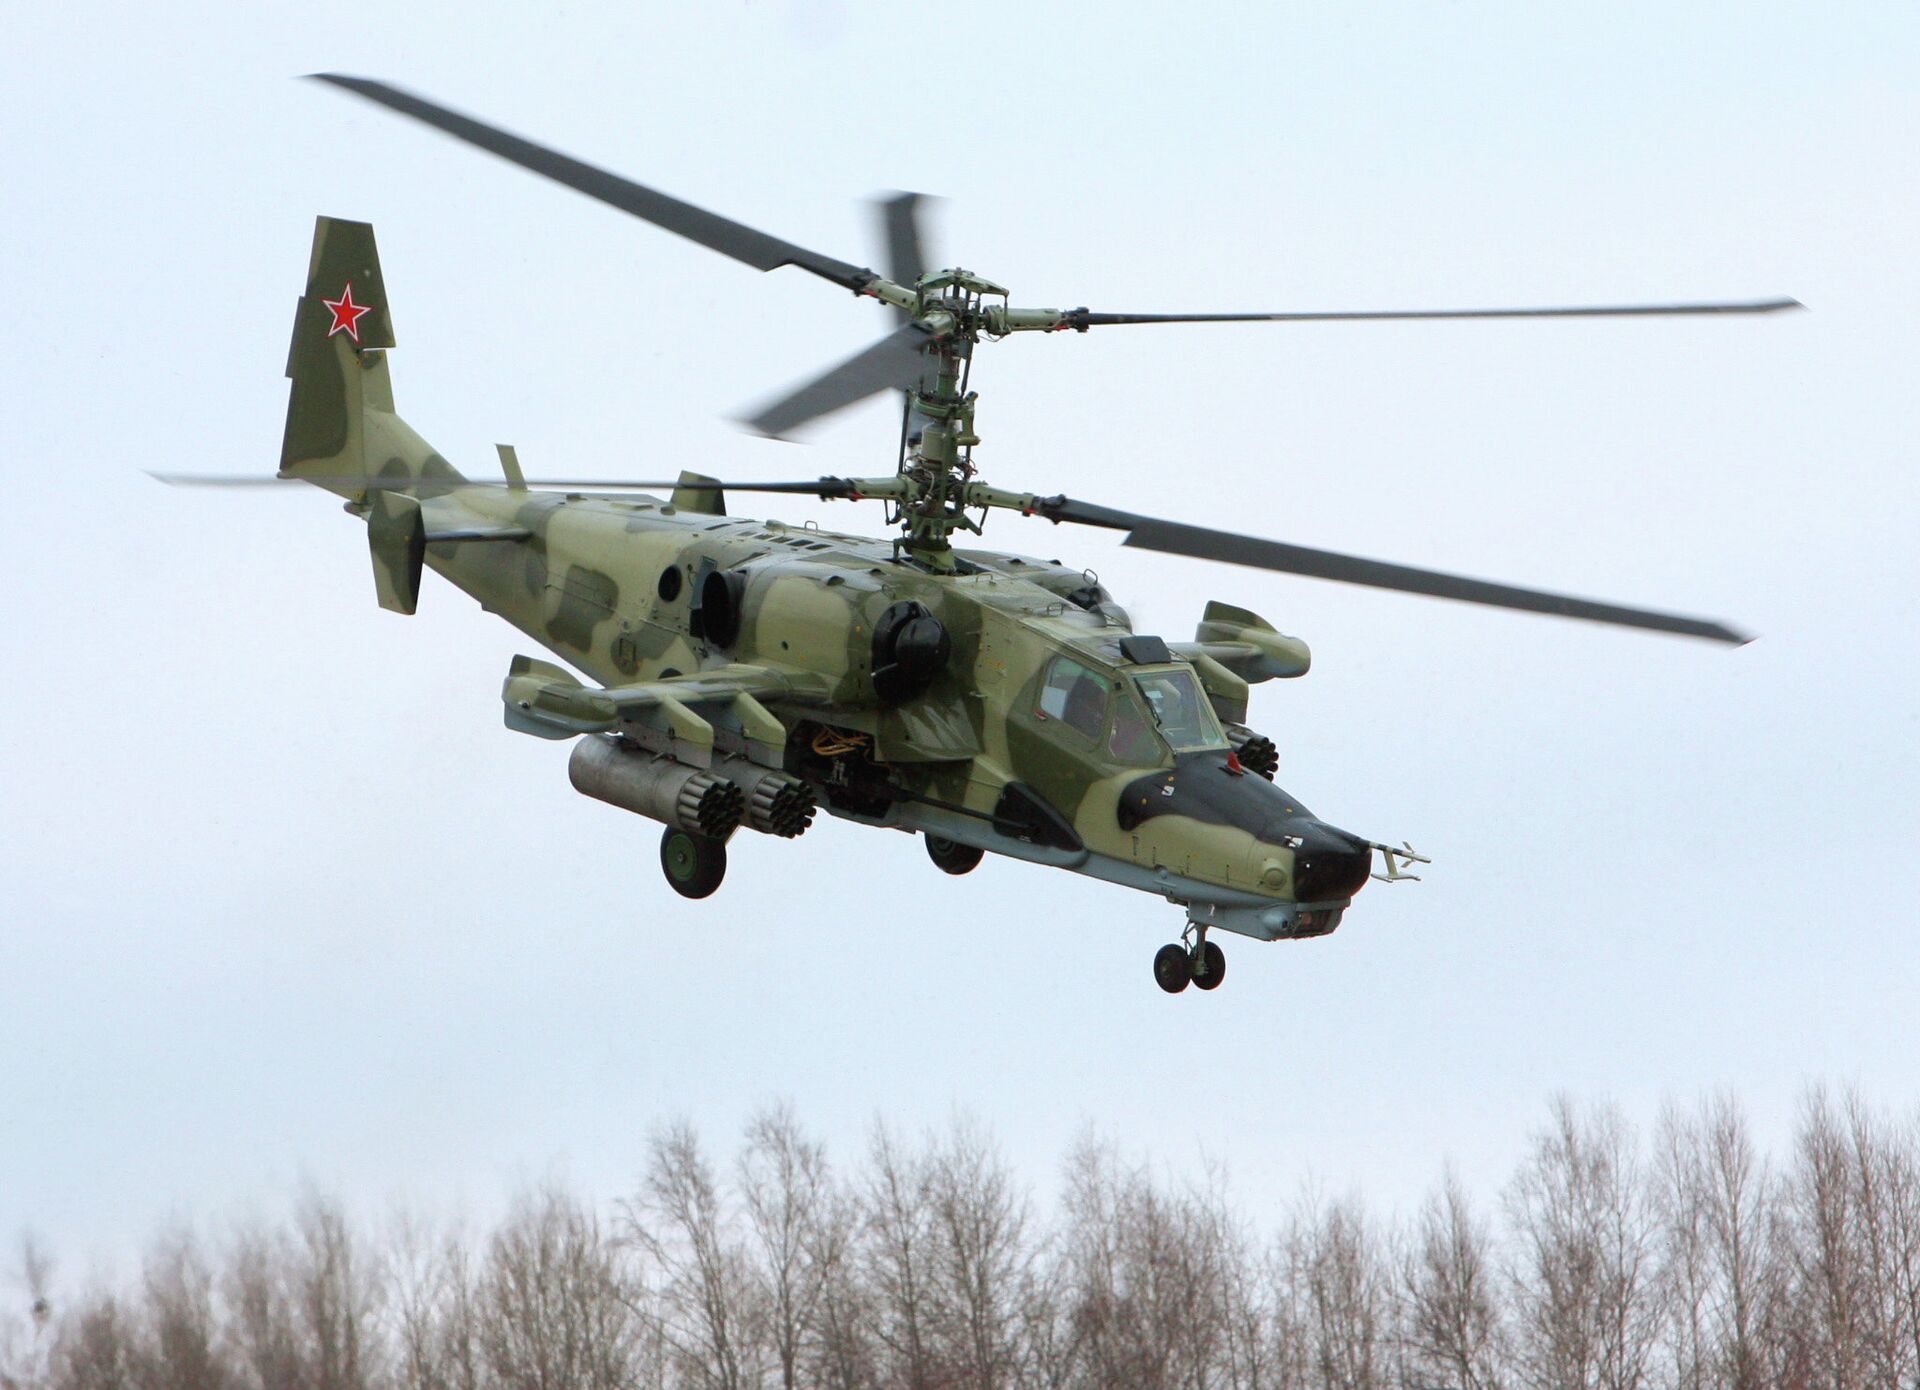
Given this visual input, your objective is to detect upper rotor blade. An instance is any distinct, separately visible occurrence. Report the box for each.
[151,472,864,497]
[1057,299,1803,330]
[879,192,928,300]
[743,321,939,438]
[310,74,877,291]
[1038,497,1749,644]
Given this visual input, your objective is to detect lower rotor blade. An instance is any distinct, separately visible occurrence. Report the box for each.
[1057,299,1803,330]
[742,321,940,438]
[1038,497,1749,644]
[152,472,864,497]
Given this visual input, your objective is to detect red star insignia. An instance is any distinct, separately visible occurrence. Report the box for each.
[322,283,372,343]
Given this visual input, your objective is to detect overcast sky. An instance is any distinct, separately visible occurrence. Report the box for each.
[4,0,1916,1275]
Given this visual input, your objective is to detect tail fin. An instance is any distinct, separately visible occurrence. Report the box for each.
[280,216,462,497]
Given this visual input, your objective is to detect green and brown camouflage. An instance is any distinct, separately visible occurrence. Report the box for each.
[249,87,1774,987]
[281,217,1399,947]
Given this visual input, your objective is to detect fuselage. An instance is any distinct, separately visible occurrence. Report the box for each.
[411,480,1372,939]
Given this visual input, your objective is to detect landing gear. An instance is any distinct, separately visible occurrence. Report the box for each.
[1153,928,1227,994]
[925,834,985,876]
[1193,939,1227,991]
[660,827,727,899]
[1153,943,1191,993]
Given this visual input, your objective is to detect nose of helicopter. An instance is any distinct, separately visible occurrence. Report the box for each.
[1282,817,1374,902]
[1117,754,1376,904]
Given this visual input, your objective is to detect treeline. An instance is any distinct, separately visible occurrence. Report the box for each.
[6,1088,1920,1390]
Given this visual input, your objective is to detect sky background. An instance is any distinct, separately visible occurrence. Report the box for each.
[3,0,1917,1276]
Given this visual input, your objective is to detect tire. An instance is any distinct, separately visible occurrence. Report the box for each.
[1153,943,1192,994]
[1192,939,1227,990]
[660,828,727,899]
[925,834,986,876]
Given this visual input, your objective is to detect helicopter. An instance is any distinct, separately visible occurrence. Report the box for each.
[163,76,1796,994]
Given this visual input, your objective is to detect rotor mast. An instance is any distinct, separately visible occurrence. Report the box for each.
[887,269,990,568]
[859,268,1085,569]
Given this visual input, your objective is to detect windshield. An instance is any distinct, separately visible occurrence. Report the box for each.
[1107,687,1161,765]
[1131,669,1226,753]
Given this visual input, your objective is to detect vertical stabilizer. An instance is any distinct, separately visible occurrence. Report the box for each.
[280,216,461,498]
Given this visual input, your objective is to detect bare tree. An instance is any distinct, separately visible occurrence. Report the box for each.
[1289,1191,1392,1390]
[20,1086,1920,1390]
[920,1117,1029,1390]
[1006,1225,1077,1390]
[1263,1230,1314,1390]
[1785,1086,1865,1390]
[290,1190,380,1390]
[20,1239,53,1340]
[626,1121,760,1390]
[1839,1090,1920,1389]
[1193,1161,1275,1390]
[804,1199,873,1390]
[1878,1107,1920,1389]
[1653,1102,1714,1390]
[862,1122,937,1390]
[1058,1132,1249,1390]
[47,1292,135,1390]
[135,1228,227,1390]
[1505,1096,1662,1390]
[1058,1131,1179,1390]
[1695,1095,1782,1390]
[481,1184,640,1390]
[1403,1165,1506,1390]
[0,1234,57,1390]
[1157,1164,1244,1390]
[225,1222,301,1390]
[737,1103,840,1390]
[389,1213,481,1390]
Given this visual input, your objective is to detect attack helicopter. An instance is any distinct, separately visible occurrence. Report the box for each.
[165,76,1797,993]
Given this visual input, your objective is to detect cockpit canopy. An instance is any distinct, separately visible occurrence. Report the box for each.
[1035,654,1228,767]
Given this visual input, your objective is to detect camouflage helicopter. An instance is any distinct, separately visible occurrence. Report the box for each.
[166,77,1796,993]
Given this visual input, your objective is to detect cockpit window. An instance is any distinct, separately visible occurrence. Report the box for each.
[1107,687,1162,765]
[1036,655,1109,741]
[1131,669,1226,752]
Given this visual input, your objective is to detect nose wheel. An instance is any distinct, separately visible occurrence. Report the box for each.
[1153,943,1191,993]
[1153,928,1227,994]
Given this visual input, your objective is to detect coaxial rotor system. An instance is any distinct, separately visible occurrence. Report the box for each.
[167,75,1800,645]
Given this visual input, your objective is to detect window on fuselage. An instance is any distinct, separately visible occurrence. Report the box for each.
[1036,655,1110,742]
[1132,668,1226,753]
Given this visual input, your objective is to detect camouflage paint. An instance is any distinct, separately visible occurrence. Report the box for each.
[281,217,1371,941]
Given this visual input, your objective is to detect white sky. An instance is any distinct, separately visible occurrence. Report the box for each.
[4,0,1917,1274]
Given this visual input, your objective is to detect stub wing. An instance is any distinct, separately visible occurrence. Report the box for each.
[501,656,830,768]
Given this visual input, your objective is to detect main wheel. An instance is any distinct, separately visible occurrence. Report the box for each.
[1153,943,1191,994]
[925,834,985,876]
[1192,940,1227,991]
[660,827,727,899]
